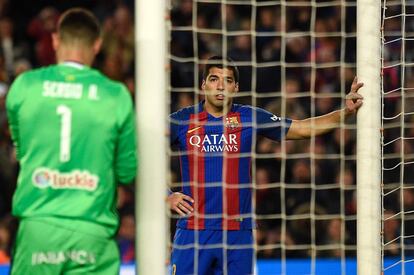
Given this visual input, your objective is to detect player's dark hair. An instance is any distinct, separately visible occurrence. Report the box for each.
[57,8,101,46]
[202,56,239,83]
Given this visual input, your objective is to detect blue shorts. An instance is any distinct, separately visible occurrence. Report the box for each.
[171,228,253,275]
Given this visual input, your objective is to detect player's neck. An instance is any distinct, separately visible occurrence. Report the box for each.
[204,101,232,118]
[56,46,95,67]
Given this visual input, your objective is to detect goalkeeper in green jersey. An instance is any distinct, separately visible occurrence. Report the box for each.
[6,8,137,275]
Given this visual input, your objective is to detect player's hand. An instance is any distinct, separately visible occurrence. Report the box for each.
[167,192,194,217]
[345,76,364,115]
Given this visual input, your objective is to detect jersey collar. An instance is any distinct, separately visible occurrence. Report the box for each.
[198,100,236,117]
[61,61,86,70]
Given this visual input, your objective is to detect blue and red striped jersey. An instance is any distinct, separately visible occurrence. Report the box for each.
[170,101,292,230]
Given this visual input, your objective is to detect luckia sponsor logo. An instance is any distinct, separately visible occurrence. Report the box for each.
[32,168,98,191]
[188,133,238,153]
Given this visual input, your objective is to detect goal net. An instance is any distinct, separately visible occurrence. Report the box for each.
[167,0,359,274]
[136,0,414,273]
[381,0,414,273]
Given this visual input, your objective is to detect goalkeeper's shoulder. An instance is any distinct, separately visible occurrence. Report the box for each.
[88,68,132,100]
[9,65,67,92]
[10,69,36,87]
[6,70,36,108]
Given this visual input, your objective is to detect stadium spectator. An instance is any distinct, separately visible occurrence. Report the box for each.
[256,7,278,62]
[0,17,29,81]
[0,215,14,264]
[320,218,354,257]
[6,8,136,274]
[0,220,10,264]
[0,84,15,216]
[211,4,244,31]
[101,53,123,81]
[383,210,401,257]
[12,58,31,77]
[256,227,281,258]
[171,0,192,27]
[167,55,363,274]
[26,7,59,66]
[256,167,282,229]
[288,202,327,257]
[286,159,313,214]
[401,189,414,241]
[101,4,134,75]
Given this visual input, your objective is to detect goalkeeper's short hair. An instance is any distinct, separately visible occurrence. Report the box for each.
[57,8,101,47]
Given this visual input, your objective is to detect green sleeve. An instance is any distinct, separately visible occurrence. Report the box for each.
[6,74,26,160]
[115,85,137,184]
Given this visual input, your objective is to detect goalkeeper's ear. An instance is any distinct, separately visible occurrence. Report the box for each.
[52,32,59,51]
[92,38,102,55]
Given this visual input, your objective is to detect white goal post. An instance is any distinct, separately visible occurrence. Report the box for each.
[135,0,168,274]
[356,0,382,274]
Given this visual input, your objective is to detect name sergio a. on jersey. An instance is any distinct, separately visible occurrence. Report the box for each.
[32,167,99,191]
[42,80,100,100]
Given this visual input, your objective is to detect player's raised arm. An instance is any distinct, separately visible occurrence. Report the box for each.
[286,77,364,140]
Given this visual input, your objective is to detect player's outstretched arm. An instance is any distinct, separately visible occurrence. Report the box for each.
[286,77,364,139]
[167,192,194,217]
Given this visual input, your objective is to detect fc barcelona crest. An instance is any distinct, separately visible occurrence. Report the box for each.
[225,116,239,130]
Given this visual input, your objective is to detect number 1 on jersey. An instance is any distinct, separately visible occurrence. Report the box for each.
[57,105,71,162]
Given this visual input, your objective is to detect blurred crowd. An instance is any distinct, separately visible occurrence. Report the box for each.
[0,0,412,266]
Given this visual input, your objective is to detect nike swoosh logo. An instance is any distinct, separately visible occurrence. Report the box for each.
[187,126,202,133]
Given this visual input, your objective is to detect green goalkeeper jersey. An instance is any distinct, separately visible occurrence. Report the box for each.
[6,62,137,237]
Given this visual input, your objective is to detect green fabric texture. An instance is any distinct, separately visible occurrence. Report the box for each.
[11,218,120,275]
[6,63,137,237]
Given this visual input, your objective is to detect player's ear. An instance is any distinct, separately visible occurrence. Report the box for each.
[235,82,239,93]
[201,79,206,90]
[52,32,59,51]
[93,38,103,55]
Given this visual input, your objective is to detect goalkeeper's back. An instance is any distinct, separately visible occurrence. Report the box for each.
[6,63,137,236]
[7,8,136,275]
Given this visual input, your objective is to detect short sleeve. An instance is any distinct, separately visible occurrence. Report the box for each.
[255,107,292,141]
